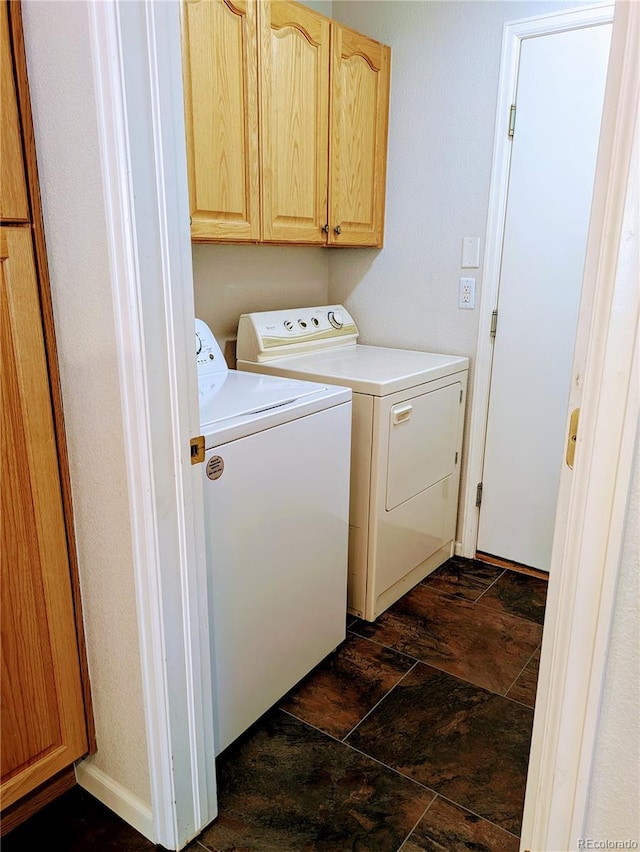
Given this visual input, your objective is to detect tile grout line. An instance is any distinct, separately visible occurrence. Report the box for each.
[471,567,506,602]
[474,589,544,630]
[279,706,347,747]
[472,594,546,628]
[349,631,537,702]
[278,706,438,796]
[229,707,525,849]
[382,576,546,629]
[433,792,523,841]
[342,660,420,742]
[396,792,438,851]
[347,627,422,664]
[503,641,542,699]
[341,732,527,840]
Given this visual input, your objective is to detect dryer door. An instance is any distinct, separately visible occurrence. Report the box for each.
[386,381,461,510]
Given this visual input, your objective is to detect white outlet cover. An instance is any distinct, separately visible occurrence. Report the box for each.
[459,277,476,309]
[462,237,481,268]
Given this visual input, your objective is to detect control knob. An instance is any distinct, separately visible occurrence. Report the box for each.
[328,310,343,329]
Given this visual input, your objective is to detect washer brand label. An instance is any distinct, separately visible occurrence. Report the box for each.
[206,455,224,481]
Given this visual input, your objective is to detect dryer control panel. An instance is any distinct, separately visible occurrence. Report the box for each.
[237,305,359,363]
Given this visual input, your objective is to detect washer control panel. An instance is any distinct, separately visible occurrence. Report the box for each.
[236,305,359,363]
[196,318,228,375]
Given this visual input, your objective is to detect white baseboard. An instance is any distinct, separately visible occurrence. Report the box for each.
[454,540,465,557]
[75,759,155,843]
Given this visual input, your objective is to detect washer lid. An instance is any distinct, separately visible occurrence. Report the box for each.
[198,370,331,428]
[240,344,469,396]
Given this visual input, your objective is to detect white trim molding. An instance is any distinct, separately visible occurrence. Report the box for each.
[87,2,216,848]
[75,762,154,843]
[521,1,640,848]
[460,3,615,559]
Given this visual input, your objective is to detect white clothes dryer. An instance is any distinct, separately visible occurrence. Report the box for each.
[196,319,351,753]
[236,306,469,622]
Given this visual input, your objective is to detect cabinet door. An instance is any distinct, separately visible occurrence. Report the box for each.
[181,0,260,242]
[329,26,390,247]
[1,227,88,809]
[0,2,29,223]
[259,1,329,244]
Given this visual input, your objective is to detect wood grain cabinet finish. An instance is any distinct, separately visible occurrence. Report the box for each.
[1,0,91,822]
[0,2,29,222]
[259,1,329,244]
[329,25,391,247]
[181,0,261,242]
[181,0,390,247]
[1,227,88,811]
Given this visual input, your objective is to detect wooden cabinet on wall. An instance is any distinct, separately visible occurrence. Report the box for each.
[0,0,29,222]
[180,0,390,247]
[180,0,261,241]
[329,25,390,247]
[260,1,330,244]
[1,0,92,829]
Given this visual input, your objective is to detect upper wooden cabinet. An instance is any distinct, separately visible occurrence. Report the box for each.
[180,0,390,247]
[180,0,260,242]
[329,25,390,247]
[260,1,329,244]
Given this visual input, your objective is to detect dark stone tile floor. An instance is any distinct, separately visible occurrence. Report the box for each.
[349,582,542,694]
[3,558,545,851]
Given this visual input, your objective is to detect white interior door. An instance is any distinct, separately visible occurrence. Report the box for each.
[477,23,611,571]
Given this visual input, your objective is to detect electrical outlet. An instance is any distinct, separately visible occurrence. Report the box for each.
[458,277,476,309]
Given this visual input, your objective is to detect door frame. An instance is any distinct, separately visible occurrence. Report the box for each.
[459,4,640,847]
[82,0,637,849]
[521,1,640,847]
[460,2,614,560]
[86,2,216,847]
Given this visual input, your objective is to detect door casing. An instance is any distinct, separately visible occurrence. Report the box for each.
[460,3,615,560]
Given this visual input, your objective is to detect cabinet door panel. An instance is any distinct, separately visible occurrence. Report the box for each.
[181,0,260,241]
[1,227,87,809]
[0,3,29,222]
[260,1,329,243]
[330,27,390,247]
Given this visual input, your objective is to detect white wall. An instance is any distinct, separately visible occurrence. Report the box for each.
[584,87,640,840]
[585,434,640,841]
[193,245,329,365]
[302,0,332,15]
[327,0,590,534]
[22,1,151,808]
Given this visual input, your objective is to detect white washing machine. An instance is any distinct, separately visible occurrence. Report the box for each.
[236,306,469,622]
[196,319,351,753]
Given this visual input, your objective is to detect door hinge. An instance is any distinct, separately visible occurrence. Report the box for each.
[476,482,483,507]
[508,104,517,138]
[190,435,205,465]
[490,309,498,338]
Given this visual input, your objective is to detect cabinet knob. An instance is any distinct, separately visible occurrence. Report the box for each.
[322,224,329,234]
[334,225,342,235]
